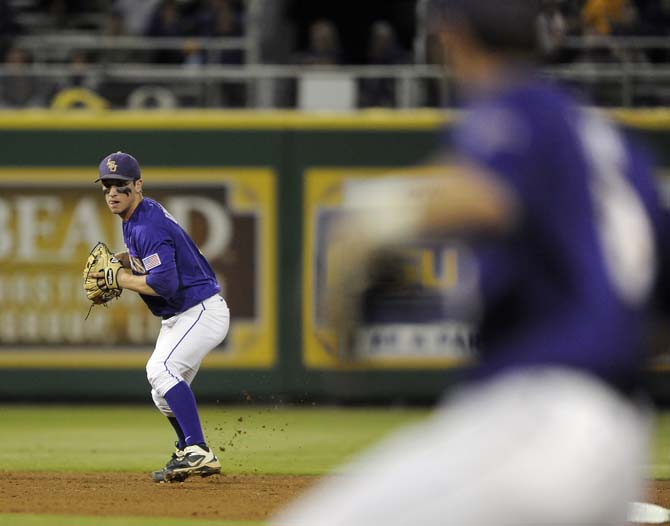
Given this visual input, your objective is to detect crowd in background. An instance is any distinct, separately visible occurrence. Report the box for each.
[538,0,670,63]
[1,0,670,109]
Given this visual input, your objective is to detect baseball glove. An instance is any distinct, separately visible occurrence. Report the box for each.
[82,241,124,305]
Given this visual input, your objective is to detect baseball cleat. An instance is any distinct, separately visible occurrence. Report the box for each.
[151,443,221,483]
[151,444,186,483]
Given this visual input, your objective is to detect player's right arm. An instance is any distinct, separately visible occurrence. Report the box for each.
[87,268,160,296]
[110,249,160,295]
[130,224,180,299]
[325,165,519,341]
[419,164,518,236]
[117,271,160,296]
[340,164,518,249]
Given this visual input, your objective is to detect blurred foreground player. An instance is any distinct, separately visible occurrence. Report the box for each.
[272,1,670,525]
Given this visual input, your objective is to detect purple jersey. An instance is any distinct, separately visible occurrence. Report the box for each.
[122,197,221,318]
[452,79,666,392]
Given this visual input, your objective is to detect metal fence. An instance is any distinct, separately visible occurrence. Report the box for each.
[3,61,670,109]
[6,25,670,109]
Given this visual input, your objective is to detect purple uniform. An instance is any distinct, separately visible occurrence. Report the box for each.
[122,197,221,318]
[97,150,229,483]
[453,79,665,393]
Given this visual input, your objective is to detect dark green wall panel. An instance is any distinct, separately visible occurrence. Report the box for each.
[0,119,667,403]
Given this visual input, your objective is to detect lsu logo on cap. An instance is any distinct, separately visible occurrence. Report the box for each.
[106,158,117,172]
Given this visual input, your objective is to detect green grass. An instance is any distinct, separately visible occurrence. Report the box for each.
[0,404,428,526]
[0,405,429,474]
[3,404,669,476]
[650,412,670,479]
[2,404,670,526]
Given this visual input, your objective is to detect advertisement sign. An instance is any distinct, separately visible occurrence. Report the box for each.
[302,168,476,370]
[0,168,276,368]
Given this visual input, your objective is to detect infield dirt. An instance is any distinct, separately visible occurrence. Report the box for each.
[2,473,670,522]
[0,472,317,521]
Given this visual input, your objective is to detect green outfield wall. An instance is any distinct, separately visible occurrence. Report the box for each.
[0,109,669,403]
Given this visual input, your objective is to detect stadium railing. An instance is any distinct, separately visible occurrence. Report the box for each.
[2,62,670,109]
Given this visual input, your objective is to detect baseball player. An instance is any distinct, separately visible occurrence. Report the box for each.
[89,151,230,483]
[272,1,670,525]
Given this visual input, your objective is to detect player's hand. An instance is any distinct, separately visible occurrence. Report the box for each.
[88,270,104,289]
[89,268,131,290]
[325,217,382,355]
[113,251,131,268]
[82,242,124,305]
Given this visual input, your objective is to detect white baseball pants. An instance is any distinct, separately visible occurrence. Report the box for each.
[146,294,229,417]
[272,368,651,526]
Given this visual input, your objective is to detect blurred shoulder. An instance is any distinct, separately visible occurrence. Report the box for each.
[457,78,580,158]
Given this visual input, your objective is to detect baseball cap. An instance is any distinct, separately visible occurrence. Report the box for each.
[96,151,141,182]
[429,0,539,54]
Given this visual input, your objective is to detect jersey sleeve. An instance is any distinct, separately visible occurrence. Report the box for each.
[133,224,180,299]
[453,104,539,211]
[451,104,541,306]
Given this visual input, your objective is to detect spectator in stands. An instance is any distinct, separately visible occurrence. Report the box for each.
[366,21,408,66]
[576,0,648,66]
[192,0,245,64]
[582,0,626,35]
[570,0,645,105]
[182,39,205,67]
[100,9,137,64]
[55,50,101,94]
[359,21,409,108]
[537,0,568,63]
[572,0,625,65]
[104,8,126,37]
[186,0,246,107]
[145,0,186,64]
[610,0,646,35]
[608,1,650,63]
[422,3,451,107]
[113,0,161,36]
[0,46,44,108]
[298,19,342,66]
